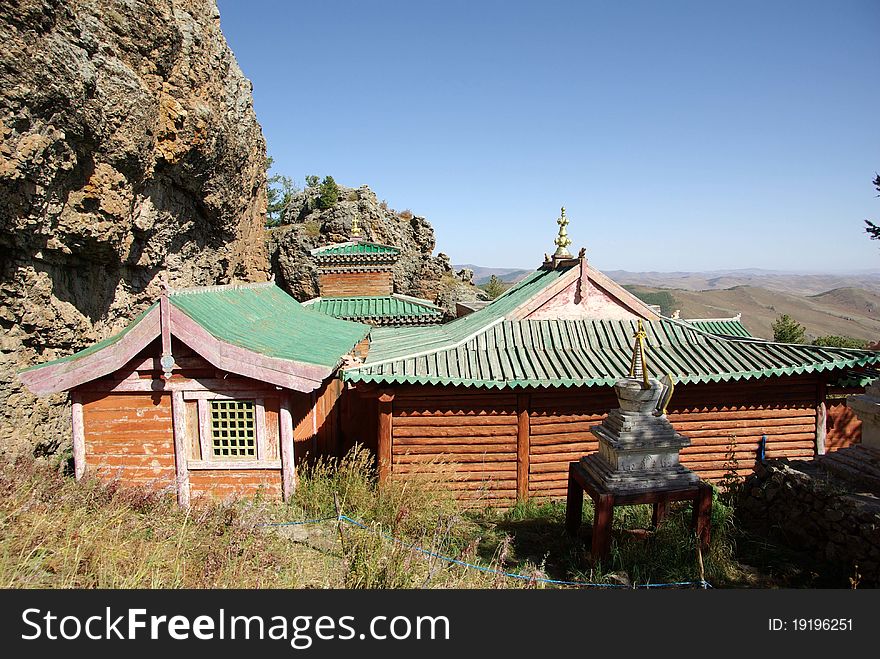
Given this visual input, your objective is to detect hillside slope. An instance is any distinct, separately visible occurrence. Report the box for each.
[627,285,880,342]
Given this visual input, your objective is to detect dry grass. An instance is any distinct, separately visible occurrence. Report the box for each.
[0,447,794,589]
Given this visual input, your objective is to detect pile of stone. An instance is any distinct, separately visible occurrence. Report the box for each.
[738,459,880,585]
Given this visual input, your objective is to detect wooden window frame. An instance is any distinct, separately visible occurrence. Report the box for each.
[184,391,280,470]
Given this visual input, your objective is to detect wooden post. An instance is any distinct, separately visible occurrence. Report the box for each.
[592,493,614,561]
[70,391,86,480]
[516,393,531,503]
[280,393,296,502]
[816,377,828,456]
[693,483,713,551]
[377,389,394,484]
[171,391,190,508]
[652,498,670,528]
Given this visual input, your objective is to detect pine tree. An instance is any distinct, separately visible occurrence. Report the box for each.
[771,314,805,344]
[484,275,505,299]
[316,176,339,210]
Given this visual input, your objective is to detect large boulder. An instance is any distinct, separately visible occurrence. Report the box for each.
[269,183,486,312]
[0,0,270,457]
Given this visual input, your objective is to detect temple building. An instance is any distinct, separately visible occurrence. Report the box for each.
[301,218,444,326]
[17,209,880,505]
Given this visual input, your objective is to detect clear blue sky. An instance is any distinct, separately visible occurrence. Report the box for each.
[217,0,880,272]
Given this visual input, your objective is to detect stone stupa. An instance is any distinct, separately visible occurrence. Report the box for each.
[580,320,700,494]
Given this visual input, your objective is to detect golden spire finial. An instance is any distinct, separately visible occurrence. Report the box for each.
[351,215,361,238]
[553,206,572,258]
[629,319,650,387]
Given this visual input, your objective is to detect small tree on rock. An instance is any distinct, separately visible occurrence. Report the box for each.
[772,314,805,344]
[316,175,339,210]
[484,275,505,299]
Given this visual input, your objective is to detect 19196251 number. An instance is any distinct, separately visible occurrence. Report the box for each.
[769,619,853,631]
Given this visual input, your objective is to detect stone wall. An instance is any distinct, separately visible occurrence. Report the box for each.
[738,459,880,585]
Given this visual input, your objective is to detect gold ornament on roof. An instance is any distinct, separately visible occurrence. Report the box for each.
[629,319,650,388]
[553,207,572,258]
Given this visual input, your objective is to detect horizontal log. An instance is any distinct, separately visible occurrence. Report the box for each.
[529,433,597,447]
[682,443,815,458]
[529,413,604,425]
[667,408,816,422]
[529,474,568,487]
[407,478,516,491]
[529,421,599,435]
[529,451,588,465]
[529,461,582,475]
[677,427,815,440]
[92,466,175,479]
[394,453,515,464]
[395,462,515,475]
[671,417,816,431]
[394,415,517,427]
[394,435,514,446]
[83,407,173,423]
[187,460,282,470]
[89,455,175,468]
[529,442,593,455]
[684,454,814,470]
[393,426,516,438]
[393,444,516,455]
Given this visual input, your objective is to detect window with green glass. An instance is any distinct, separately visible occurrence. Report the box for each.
[210,400,256,458]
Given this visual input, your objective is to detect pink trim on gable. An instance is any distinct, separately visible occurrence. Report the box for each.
[18,306,162,396]
[507,265,659,322]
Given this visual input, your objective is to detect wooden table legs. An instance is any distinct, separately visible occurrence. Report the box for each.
[566,462,713,563]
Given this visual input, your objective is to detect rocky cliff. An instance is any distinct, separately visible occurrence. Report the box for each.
[269,183,485,312]
[0,0,269,457]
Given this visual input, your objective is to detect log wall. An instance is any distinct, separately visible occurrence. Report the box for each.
[382,375,824,503]
[318,271,393,297]
[391,389,519,504]
[82,392,176,488]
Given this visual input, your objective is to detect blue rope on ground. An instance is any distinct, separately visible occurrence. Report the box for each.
[261,513,712,589]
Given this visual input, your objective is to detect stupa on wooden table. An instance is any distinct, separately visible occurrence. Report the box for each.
[579,320,700,493]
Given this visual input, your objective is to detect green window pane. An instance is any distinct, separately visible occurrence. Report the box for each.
[210,399,256,459]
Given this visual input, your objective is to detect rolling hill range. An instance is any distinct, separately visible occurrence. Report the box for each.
[605,269,880,296]
[626,284,880,342]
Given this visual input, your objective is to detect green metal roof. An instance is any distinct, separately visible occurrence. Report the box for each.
[343,315,880,389]
[23,283,371,375]
[686,318,753,338]
[304,295,444,324]
[833,368,879,389]
[168,284,370,368]
[349,265,573,363]
[311,241,400,257]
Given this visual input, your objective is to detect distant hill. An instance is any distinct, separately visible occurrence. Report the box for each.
[605,269,880,296]
[454,264,532,286]
[626,284,880,342]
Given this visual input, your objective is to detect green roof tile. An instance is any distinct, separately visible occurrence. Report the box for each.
[686,318,753,338]
[305,296,443,324]
[343,315,880,389]
[169,284,370,368]
[311,241,400,257]
[23,284,371,375]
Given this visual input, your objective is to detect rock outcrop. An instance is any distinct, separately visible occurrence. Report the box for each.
[269,183,485,312]
[0,0,269,457]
